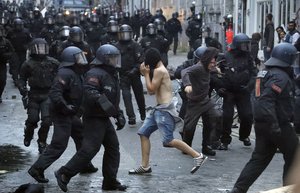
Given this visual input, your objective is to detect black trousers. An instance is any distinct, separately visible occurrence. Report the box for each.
[233,122,299,192]
[25,93,51,143]
[9,52,26,81]
[62,116,120,182]
[32,114,83,170]
[221,91,253,144]
[183,99,222,147]
[169,33,179,54]
[120,74,146,121]
[293,95,300,134]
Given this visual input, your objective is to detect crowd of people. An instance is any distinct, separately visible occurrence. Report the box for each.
[0,2,300,193]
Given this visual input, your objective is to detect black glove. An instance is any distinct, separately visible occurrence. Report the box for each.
[62,105,77,115]
[115,110,126,130]
[217,88,227,97]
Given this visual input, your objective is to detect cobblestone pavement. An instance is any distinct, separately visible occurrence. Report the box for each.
[0,52,285,193]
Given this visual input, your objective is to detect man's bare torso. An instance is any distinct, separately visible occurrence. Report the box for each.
[154,62,173,104]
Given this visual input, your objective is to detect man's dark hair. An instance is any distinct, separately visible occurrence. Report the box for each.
[266,13,273,21]
[144,48,161,80]
[200,47,219,71]
[144,48,161,70]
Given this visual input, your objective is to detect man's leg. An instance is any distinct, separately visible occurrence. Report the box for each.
[140,135,151,168]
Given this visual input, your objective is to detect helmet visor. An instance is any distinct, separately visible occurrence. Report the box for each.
[74,52,88,65]
[60,28,70,37]
[148,27,156,35]
[119,31,132,41]
[109,25,119,33]
[31,43,49,55]
[105,54,121,68]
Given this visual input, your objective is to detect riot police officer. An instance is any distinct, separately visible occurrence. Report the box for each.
[166,12,182,55]
[17,38,60,153]
[217,33,257,149]
[58,26,94,63]
[100,19,119,45]
[186,13,202,50]
[139,23,169,67]
[55,44,127,192]
[0,25,14,103]
[229,43,299,193]
[40,15,60,45]
[49,26,70,60]
[28,46,97,184]
[6,18,32,85]
[115,24,146,125]
[85,13,105,55]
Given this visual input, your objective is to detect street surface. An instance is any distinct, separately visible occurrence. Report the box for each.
[0,52,284,193]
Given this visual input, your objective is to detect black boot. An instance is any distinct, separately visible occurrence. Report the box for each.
[80,162,98,174]
[202,145,216,156]
[28,167,49,183]
[102,179,127,191]
[54,169,70,192]
[24,127,34,147]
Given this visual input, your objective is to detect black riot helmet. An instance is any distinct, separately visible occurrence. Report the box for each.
[107,20,119,33]
[193,46,207,64]
[154,18,165,31]
[60,46,88,67]
[146,23,157,35]
[118,24,133,41]
[90,13,99,23]
[59,26,70,41]
[56,13,64,23]
[265,42,298,67]
[69,26,83,43]
[230,33,251,52]
[90,44,121,68]
[13,18,24,31]
[29,38,49,57]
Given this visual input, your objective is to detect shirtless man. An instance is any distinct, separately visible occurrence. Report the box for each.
[128,48,207,175]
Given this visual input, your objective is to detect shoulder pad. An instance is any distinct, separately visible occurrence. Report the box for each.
[257,70,268,78]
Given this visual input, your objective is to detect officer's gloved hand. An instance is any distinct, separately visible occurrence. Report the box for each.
[217,88,227,97]
[115,110,126,130]
[62,105,77,115]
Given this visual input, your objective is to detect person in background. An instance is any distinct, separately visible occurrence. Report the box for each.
[285,20,300,45]
[262,13,274,61]
[250,32,261,67]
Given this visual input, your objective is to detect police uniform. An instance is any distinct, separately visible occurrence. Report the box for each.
[115,37,146,124]
[230,43,299,193]
[55,44,127,192]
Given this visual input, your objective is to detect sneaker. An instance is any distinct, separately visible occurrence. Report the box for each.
[28,167,49,183]
[190,154,208,174]
[128,166,152,175]
[240,137,251,146]
[202,146,216,156]
[102,179,127,191]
